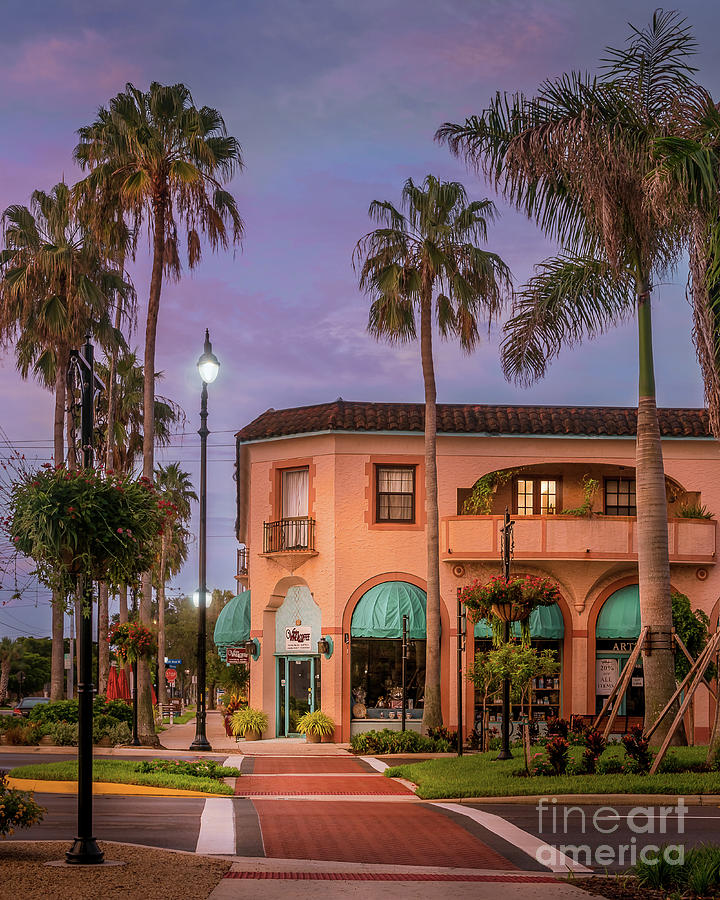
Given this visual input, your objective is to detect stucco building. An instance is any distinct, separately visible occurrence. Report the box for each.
[226,400,719,743]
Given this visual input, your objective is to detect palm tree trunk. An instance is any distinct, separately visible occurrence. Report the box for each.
[0,656,10,703]
[137,196,166,746]
[50,354,67,701]
[636,286,681,745]
[157,532,168,706]
[420,292,442,731]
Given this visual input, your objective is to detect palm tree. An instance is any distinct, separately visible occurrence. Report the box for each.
[353,175,512,730]
[74,82,243,742]
[437,10,699,741]
[0,637,19,703]
[154,463,197,704]
[0,182,130,701]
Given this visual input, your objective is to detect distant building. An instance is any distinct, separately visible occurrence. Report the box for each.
[228,399,718,742]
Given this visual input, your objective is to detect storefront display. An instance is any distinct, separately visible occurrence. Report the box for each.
[595,585,644,718]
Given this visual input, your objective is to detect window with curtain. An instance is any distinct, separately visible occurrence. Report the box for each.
[281,468,309,548]
[376,466,415,522]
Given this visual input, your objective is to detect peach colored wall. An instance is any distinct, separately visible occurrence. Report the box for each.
[240,430,720,740]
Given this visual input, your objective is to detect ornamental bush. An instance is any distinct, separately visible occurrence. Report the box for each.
[49,721,78,746]
[0,770,45,837]
[350,729,451,754]
[135,759,241,779]
[622,724,652,774]
[8,466,168,591]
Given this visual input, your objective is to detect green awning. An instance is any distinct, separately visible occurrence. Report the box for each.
[474,603,564,640]
[351,581,426,640]
[596,585,640,639]
[213,591,251,660]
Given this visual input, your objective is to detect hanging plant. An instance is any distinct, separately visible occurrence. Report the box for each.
[108,621,156,663]
[460,574,561,647]
[462,469,519,515]
[7,466,170,593]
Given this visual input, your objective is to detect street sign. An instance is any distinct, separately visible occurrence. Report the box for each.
[166,658,182,665]
[165,669,177,683]
[226,646,249,665]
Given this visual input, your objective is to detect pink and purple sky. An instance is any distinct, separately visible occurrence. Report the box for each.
[1,0,718,639]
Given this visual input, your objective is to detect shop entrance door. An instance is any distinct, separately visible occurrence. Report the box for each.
[277,656,320,736]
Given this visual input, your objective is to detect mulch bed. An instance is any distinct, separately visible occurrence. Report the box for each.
[574,875,716,900]
[0,841,231,899]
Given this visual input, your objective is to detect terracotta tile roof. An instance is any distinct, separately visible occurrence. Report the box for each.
[236,400,710,442]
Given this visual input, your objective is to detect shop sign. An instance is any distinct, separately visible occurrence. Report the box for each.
[596,658,619,695]
[631,676,644,687]
[285,626,312,652]
[226,647,249,665]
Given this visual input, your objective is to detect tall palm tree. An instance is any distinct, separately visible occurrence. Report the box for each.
[437,10,699,741]
[154,463,197,704]
[0,182,130,701]
[74,82,244,742]
[353,175,511,730]
[0,637,19,703]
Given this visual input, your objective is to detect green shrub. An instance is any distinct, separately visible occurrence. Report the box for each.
[135,759,241,779]
[596,755,624,775]
[296,710,335,737]
[29,699,79,725]
[107,722,131,745]
[633,845,684,890]
[350,729,450,754]
[96,698,133,725]
[4,723,42,745]
[0,771,45,836]
[49,721,78,746]
[230,707,268,737]
[622,725,652,774]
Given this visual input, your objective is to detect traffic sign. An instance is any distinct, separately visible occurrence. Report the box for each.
[166,658,182,665]
[165,669,177,683]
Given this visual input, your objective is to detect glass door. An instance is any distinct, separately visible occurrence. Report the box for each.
[277,656,320,736]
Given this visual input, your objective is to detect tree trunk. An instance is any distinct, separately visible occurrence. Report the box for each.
[98,582,109,695]
[50,354,67,701]
[0,657,10,703]
[157,532,168,706]
[420,292,442,731]
[137,196,166,747]
[636,286,682,746]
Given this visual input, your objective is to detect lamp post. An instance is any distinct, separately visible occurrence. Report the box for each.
[401,614,409,732]
[496,507,515,761]
[456,591,466,756]
[190,329,219,752]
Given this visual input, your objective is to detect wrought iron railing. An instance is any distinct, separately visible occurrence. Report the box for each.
[263,517,315,553]
[237,545,248,577]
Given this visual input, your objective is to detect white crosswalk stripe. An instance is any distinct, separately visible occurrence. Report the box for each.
[195,797,236,855]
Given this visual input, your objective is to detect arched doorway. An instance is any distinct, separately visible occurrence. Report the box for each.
[274,585,321,736]
[594,584,644,718]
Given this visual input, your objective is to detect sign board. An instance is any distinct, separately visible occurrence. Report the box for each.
[631,677,644,687]
[226,646,249,665]
[166,658,182,665]
[285,626,312,652]
[596,658,619,696]
[165,668,177,683]
[64,653,71,670]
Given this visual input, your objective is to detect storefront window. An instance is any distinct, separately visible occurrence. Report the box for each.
[350,638,425,720]
[595,585,644,719]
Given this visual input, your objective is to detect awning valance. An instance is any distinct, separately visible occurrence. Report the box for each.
[474,602,564,640]
[596,585,640,639]
[351,581,426,640]
[213,591,251,661]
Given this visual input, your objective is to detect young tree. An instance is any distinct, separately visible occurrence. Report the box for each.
[354,176,511,730]
[75,82,244,743]
[438,11,700,741]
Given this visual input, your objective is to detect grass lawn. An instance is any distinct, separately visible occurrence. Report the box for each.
[386,745,720,799]
[9,759,234,795]
[160,707,196,726]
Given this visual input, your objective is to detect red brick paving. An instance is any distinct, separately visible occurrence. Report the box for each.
[236,775,411,795]
[252,800,516,869]
[226,873,553,881]
[251,757,368,775]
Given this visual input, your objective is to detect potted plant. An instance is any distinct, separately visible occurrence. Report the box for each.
[230,707,268,741]
[296,710,335,743]
[460,574,561,646]
[108,622,157,664]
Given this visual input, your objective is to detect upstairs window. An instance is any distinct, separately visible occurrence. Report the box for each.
[376,466,415,522]
[515,478,560,515]
[605,478,636,516]
[281,467,309,519]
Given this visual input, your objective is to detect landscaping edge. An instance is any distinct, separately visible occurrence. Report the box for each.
[6,776,224,797]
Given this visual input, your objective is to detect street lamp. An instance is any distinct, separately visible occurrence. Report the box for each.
[190,329,218,752]
[496,507,515,761]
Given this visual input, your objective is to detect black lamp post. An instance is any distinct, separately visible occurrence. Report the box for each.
[190,329,219,753]
[496,507,515,761]
[66,334,104,865]
[401,614,409,732]
[456,591,466,756]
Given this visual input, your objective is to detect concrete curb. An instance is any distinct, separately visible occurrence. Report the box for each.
[425,793,720,806]
[6,776,225,798]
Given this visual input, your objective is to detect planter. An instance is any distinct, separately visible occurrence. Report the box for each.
[242,730,261,741]
[95,736,112,747]
[306,732,322,744]
[321,732,335,744]
[39,734,54,746]
[491,602,525,622]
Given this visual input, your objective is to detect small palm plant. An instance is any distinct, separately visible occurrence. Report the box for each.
[296,710,335,743]
[230,707,268,741]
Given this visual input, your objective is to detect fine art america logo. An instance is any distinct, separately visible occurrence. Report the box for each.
[536,797,687,868]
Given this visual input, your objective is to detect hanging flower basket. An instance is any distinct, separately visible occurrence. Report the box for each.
[108,622,156,664]
[460,575,561,647]
[7,466,170,593]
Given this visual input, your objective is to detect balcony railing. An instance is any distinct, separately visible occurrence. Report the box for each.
[237,545,248,577]
[263,517,316,554]
[440,514,716,565]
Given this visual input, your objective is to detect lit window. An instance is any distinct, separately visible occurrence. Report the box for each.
[515,478,560,515]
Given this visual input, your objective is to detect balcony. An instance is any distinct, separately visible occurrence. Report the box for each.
[235,545,248,585]
[261,516,317,571]
[440,514,717,565]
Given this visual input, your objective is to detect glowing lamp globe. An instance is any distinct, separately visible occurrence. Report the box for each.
[193,590,212,608]
[197,329,220,384]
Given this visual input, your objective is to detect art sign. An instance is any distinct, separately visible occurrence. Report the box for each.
[596,658,619,695]
[285,626,312,652]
